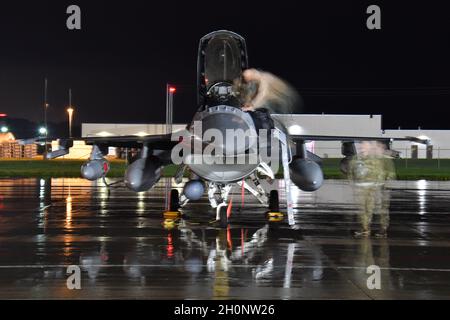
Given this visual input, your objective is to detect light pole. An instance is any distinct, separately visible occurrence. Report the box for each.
[44,78,48,132]
[44,78,49,152]
[166,84,176,134]
[164,84,176,212]
[67,89,74,138]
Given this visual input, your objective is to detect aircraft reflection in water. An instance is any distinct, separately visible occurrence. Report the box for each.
[29,179,310,298]
[77,225,395,298]
[4,178,441,299]
[78,223,310,298]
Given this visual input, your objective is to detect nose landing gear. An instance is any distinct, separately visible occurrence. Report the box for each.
[208,183,232,228]
[217,203,229,228]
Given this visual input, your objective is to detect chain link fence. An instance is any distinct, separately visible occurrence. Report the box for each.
[313,147,450,171]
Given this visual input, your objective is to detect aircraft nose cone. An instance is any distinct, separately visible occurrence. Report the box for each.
[196,105,258,155]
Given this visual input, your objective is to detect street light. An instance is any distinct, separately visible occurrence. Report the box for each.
[67,107,74,138]
[166,85,176,134]
[38,127,47,136]
[0,126,8,133]
[67,88,74,138]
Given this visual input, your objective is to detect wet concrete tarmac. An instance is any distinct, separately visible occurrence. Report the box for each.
[0,177,449,299]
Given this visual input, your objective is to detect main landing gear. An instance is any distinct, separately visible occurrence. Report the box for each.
[267,190,284,223]
[170,189,180,211]
[163,189,182,228]
[165,181,285,229]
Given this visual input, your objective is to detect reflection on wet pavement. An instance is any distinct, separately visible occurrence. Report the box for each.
[0,178,449,299]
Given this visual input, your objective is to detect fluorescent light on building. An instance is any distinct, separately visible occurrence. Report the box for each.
[97,131,114,137]
[288,125,302,135]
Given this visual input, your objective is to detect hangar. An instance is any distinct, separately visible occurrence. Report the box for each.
[55,114,447,159]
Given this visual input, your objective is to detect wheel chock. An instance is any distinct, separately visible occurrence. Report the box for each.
[163,211,181,220]
[163,218,178,230]
[267,211,284,222]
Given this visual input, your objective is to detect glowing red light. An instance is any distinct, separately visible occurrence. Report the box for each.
[0,113,7,117]
[167,233,174,258]
[169,87,176,93]
[227,226,233,250]
[227,199,233,219]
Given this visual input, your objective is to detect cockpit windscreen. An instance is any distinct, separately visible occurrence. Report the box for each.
[204,35,242,88]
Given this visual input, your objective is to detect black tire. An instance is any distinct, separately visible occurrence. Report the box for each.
[219,206,228,228]
[269,190,280,212]
[170,189,180,211]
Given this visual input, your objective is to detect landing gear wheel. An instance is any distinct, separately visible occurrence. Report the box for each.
[218,205,228,229]
[269,190,280,212]
[170,189,180,211]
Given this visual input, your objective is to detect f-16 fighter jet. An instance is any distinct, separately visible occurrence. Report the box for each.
[39,30,428,228]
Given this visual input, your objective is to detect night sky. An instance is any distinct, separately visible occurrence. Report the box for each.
[1,0,450,131]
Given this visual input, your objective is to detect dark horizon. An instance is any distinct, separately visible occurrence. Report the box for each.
[1,1,450,130]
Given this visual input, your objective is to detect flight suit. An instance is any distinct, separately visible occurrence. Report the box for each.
[349,155,395,236]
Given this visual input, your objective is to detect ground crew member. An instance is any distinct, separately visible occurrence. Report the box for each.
[348,141,396,237]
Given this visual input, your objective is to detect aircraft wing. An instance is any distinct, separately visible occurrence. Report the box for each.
[81,134,177,149]
[21,133,178,148]
[289,134,429,159]
[290,134,430,145]
[21,134,179,159]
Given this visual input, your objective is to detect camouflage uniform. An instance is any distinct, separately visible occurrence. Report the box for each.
[349,155,395,236]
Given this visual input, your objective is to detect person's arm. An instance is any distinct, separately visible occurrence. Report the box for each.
[241,69,297,112]
[384,158,397,181]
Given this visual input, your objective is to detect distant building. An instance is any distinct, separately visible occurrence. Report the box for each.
[0,132,15,143]
[50,140,93,160]
[272,114,382,158]
[0,132,38,159]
